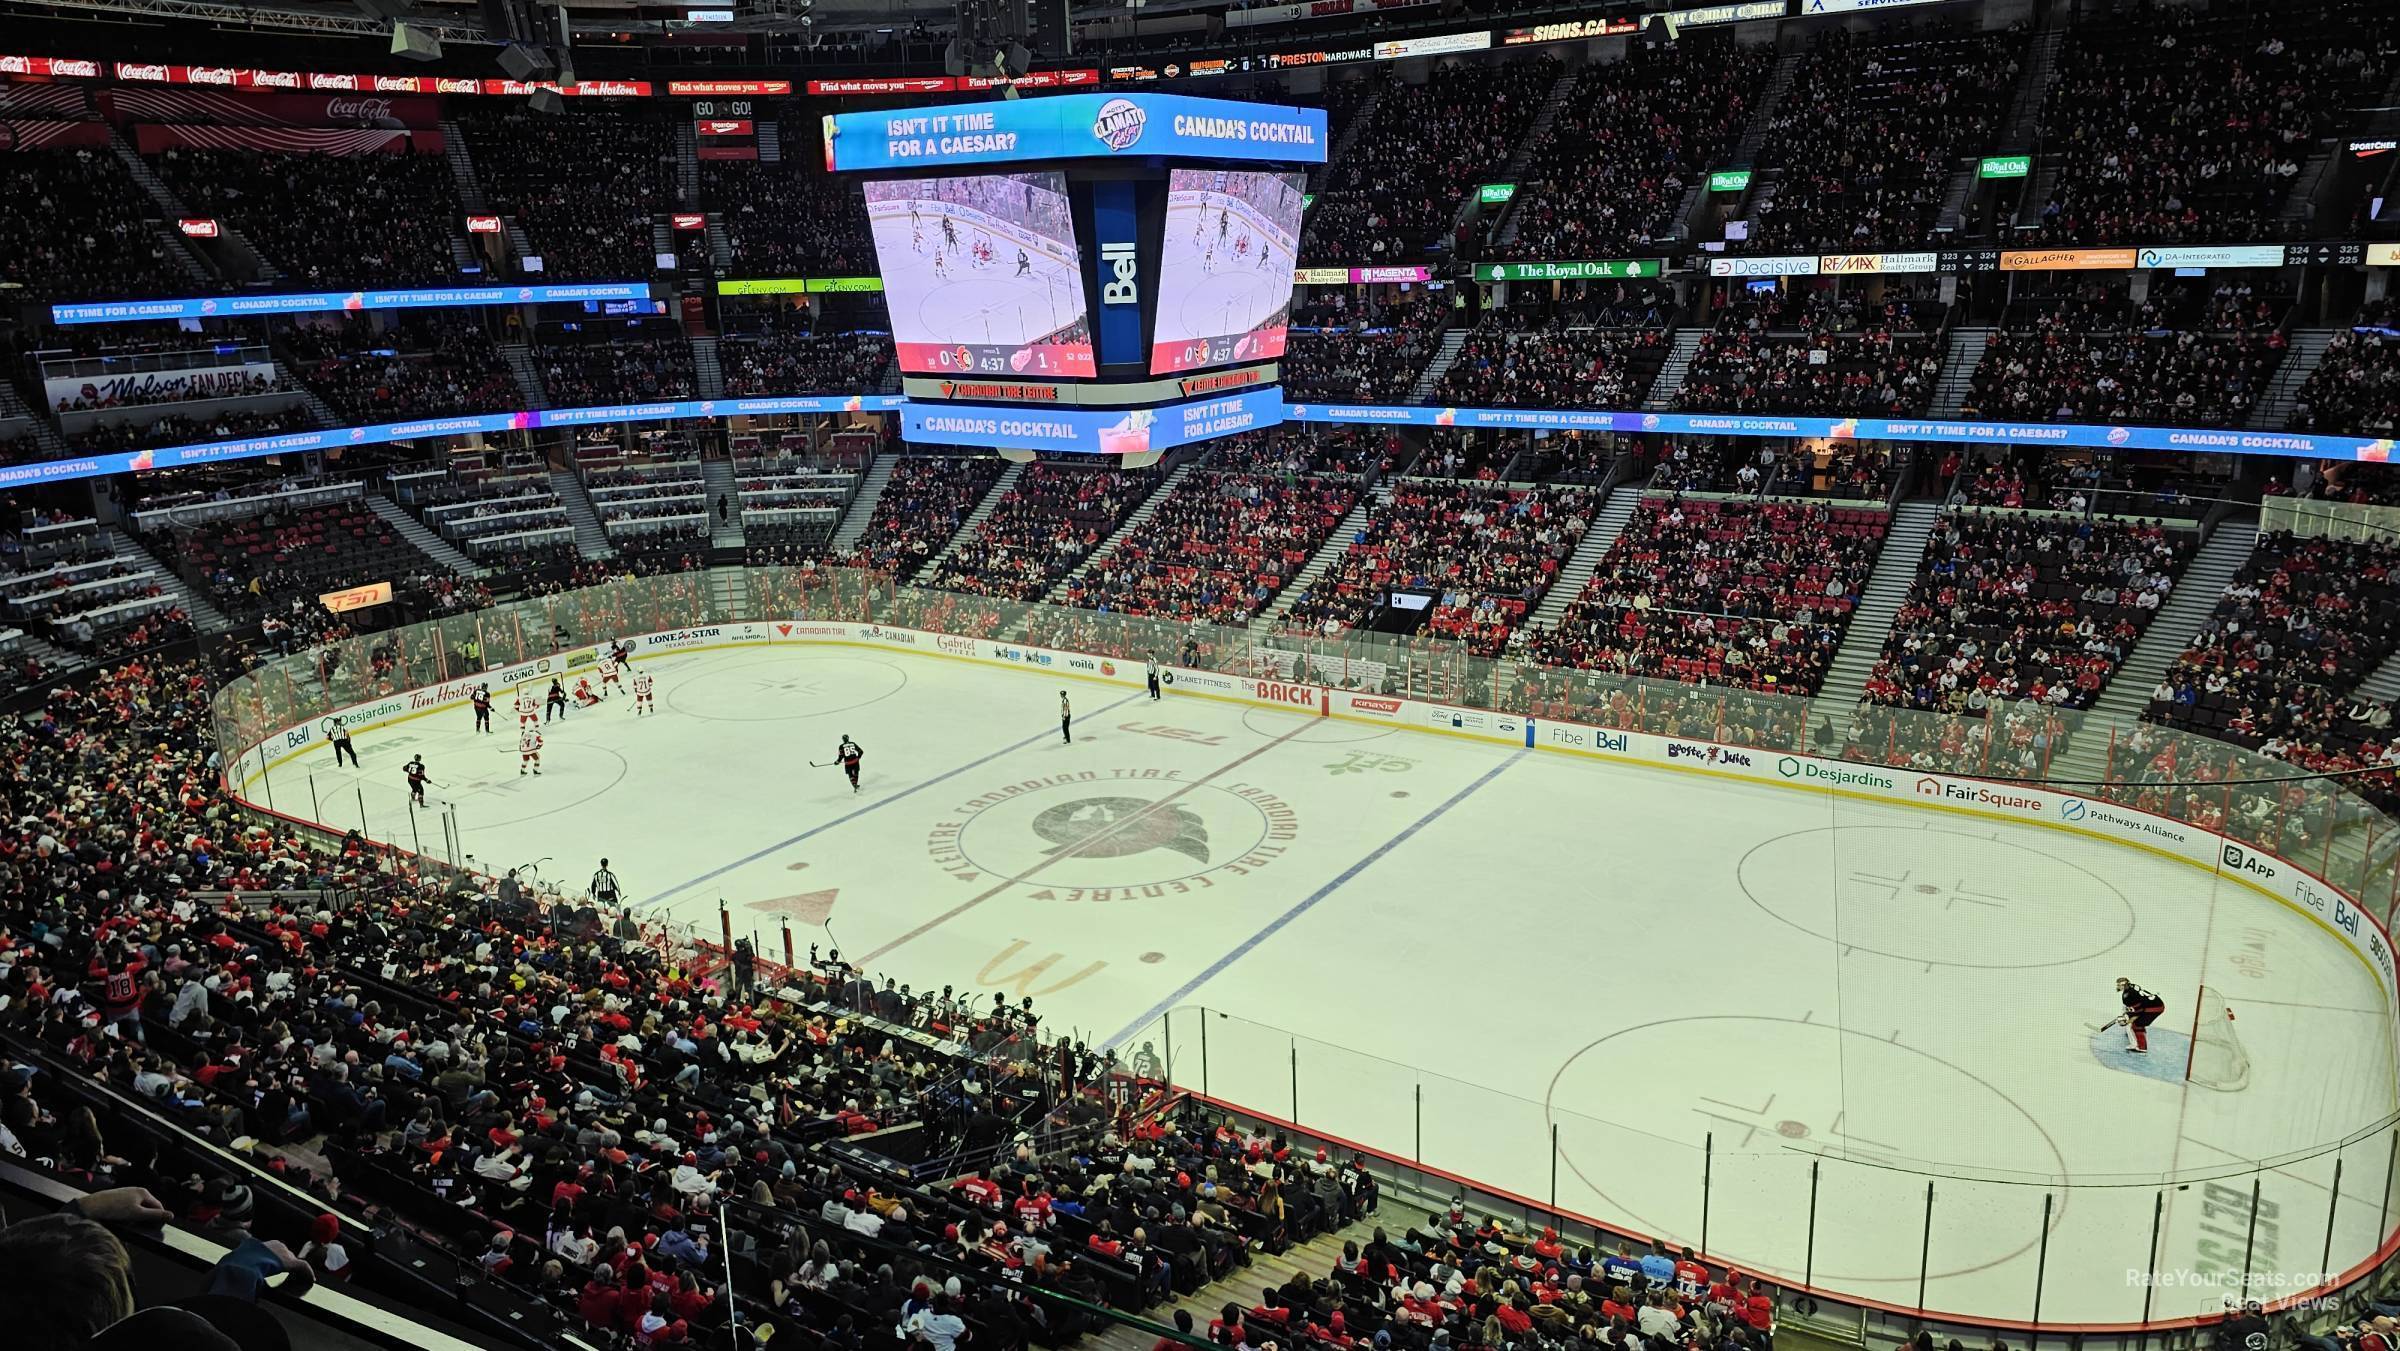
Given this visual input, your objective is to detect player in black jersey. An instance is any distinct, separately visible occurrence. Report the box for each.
[837,736,864,793]
[2114,977,2166,1053]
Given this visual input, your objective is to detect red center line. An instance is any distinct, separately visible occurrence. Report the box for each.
[859,717,1320,965]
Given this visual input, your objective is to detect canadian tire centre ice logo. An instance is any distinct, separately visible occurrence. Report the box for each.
[928,771,1297,899]
[1093,98,1147,152]
[1035,797,1209,862]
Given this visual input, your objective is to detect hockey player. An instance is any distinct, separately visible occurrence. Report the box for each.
[837,735,864,793]
[2112,977,2166,1053]
[404,754,431,807]
[597,654,623,698]
[1014,247,1032,278]
[471,684,494,734]
[631,667,655,715]
[519,723,543,775]
[545,678,569,722]
[572,676,602,709]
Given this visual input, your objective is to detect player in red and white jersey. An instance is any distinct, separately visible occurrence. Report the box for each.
[631,669,655,715]
[572,676,601,709]
[516,684,541,728]
[519,724,543,775]
[597,656,622,697]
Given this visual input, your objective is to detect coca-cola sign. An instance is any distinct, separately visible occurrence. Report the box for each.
[323,96,399,124]
[466,216,501,234]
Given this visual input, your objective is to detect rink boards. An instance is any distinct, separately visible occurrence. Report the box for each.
[224,616,2400,1030]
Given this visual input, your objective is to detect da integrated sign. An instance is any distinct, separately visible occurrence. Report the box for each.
[824,93,1328,171]
[900,387,1284,455]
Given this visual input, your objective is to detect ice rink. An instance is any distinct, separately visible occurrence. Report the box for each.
[1154,192,1298,362]
[866,200,1088,355]
[262,642,2400,1324]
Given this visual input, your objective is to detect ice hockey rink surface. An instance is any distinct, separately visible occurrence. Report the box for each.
[271,642,2400,1325]
[866,199,1087,354]
[1155,192,1299,353]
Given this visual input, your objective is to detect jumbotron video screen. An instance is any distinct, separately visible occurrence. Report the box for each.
[862,171,1097,378]
[1150,168,1305,375]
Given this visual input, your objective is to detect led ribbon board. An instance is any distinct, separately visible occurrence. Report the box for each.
[52,283,654,325]
[900,387,1285,455]
[1281,402,2398,461]
[824,93,1328,172]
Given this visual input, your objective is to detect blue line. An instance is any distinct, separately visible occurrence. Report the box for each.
[637,690,1146,909]
[1101,748,1527,1051]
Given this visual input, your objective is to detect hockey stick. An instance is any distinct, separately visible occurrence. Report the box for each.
[808,759,836,768]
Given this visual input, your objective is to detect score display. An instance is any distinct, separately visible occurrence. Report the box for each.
[1150,169,1306,375]
[863,172,1097,378]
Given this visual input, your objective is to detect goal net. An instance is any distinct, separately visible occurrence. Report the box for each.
[2185,984,2251,1091]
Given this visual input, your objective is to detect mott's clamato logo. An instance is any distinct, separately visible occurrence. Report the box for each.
[1093,98,1147,152]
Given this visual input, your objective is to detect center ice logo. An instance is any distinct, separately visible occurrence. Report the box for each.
[1033,796,1209,862]
[1092,98,1147,152]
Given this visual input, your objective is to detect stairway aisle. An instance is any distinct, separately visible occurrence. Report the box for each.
[1529,487,1642,629]
[1641,331,1704,410]
[2086,522,2259,725]
[704,458,745,553]
[2044,521,2260,785]
[1929,329,1992,417]
[1263,490,1382,626]
[1809,500,1942,717]
[829,453,897,554]
[1409,331,1467,402]
[913,463,1023,584]
[102,525,233,634]
[367,492,488,579]
[1041,464,1194,604]
[549,468,615,561]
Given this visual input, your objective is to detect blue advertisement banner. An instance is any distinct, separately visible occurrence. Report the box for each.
[0,395,906,489]
[900,387,1284,454]
[12,389,2392,489]
[1088,178,1145,367]
[825,94,1328,173]
[1281,402,2398,461]
[51,282,655,325]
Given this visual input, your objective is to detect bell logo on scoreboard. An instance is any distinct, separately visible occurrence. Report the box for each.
[1101,239,1139,305]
